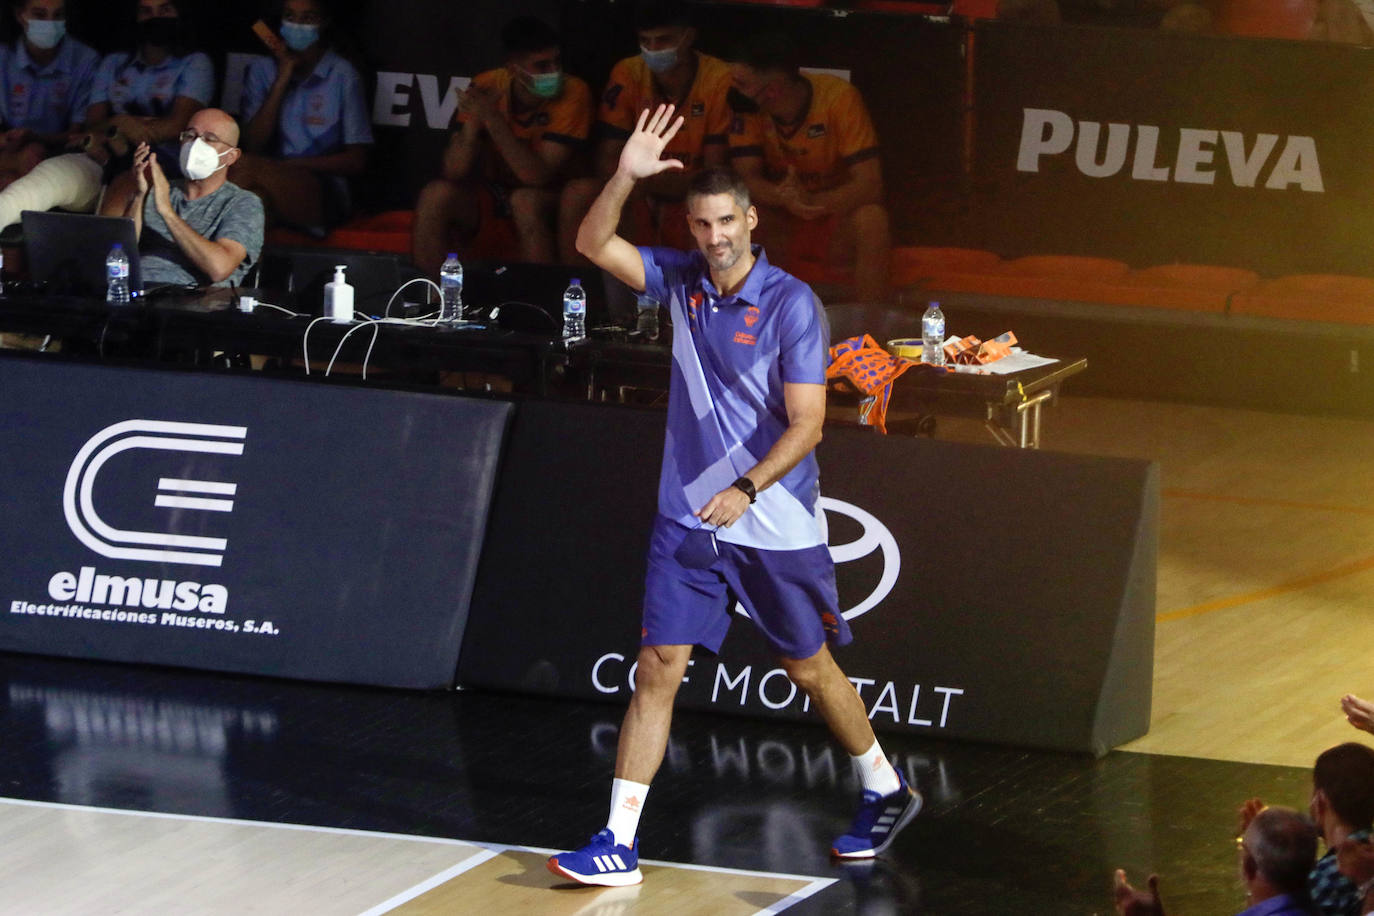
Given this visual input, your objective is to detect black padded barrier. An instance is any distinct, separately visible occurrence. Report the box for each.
[461,399,1158,756]
[0,354,510,689]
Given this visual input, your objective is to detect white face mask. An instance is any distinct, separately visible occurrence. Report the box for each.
[179,137,231,181]
[24,18,65,50]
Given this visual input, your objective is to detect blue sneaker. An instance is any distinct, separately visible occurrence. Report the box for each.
[547,828,643,886]
[832,771,923,859]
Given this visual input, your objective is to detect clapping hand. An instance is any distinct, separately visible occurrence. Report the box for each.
[1113,870,1166,916]
[457,85,500,128]
[1338,835,1374,887]
[1342,694,1374,734]
[132,142,153,196]
[616,104,685,182]
[777,165,827,220]
[1236,798,1266,837]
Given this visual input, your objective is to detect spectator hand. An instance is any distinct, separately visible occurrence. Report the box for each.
[1113,869,1166,916]
[146,148,172,214]
[616,104,685,182]
[457,86,500,128]
[1338,835,1374,887]
[132,142,153,196]
[777,166,827,220]
[0,127,30,150]
[1236,798,1266,837]
[1342,694,1374,734]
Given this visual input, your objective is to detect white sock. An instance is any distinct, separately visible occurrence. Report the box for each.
[852,740,902,796]
[605,778,650,848]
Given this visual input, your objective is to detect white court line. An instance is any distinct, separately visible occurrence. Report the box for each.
[357,850,502,916]
[0,797,839,912]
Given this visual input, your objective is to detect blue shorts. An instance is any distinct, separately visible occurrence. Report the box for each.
[642,515,851,660]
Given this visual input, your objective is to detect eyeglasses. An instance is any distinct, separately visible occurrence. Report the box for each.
[178,129,231,149]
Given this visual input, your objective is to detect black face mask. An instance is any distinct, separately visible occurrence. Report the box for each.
[726,87,760,114]
[138,16,180,48]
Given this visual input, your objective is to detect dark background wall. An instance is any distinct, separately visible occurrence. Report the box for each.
[40,0,1374,277]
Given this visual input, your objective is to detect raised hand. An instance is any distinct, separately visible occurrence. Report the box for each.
[1342,694,1374,734]
[132,142,152,196]
[1236,797,1266,837]
[1113,870,1166,916]
[617,104,685,182]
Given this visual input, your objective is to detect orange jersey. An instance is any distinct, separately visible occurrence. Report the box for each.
[598,51,732,170]
[728,73,880,192]
[457,68,593,186]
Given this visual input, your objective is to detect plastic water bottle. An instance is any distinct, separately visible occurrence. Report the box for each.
[106,243,131,304]
[439,252,464,324]
[921,300,946,366]
[562,277,586,341]
[635,294,659,341]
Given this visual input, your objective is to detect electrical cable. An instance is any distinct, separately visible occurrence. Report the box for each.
[301,316,334,375]
[384,277,440,319]
[326,318,381,379]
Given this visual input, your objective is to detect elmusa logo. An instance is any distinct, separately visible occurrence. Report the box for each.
[63,420,246,568]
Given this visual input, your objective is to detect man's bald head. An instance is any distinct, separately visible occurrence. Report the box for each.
[188,108,239,148]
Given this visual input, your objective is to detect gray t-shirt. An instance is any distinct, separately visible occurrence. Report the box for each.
[139,179,264,287]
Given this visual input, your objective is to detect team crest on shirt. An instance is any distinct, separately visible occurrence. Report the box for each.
[806,123,826,139]
[744,306,760,328]
[690,101,704,117]
[602,84,623,108]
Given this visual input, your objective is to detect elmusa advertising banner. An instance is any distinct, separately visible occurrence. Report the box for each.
[461,401,1158,755]
[0,355,510,689]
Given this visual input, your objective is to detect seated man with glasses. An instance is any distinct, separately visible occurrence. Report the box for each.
[100,107,263,287]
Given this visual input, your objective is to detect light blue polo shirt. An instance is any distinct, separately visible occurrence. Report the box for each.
[0,36,98,133]
[90,50,214,117]
[240,49,372,159]
[640,244,830,551]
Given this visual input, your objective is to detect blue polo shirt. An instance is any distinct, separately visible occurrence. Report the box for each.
[640,244,830,551]
[90,50,214,117]
[0,36,98,133]
[240,49,372,159]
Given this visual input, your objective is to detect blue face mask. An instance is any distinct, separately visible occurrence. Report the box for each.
[24,18,65,50]
[522,68,563,100]
[279,21,319,52]
[640,44,679,74]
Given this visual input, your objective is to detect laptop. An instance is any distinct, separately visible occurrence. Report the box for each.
[462,260,614,332]
[22,210,143,299]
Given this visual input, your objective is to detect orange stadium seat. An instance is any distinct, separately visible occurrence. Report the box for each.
[890,245,1003,287]
[1086,263,1260,313]
[913,253,1129,303]
[1212,0,1318,39]
[853,0,953,14]
[1230,274,1374,325]
[265,209,523,263]
[950,0,999,18]
[267,210,414,255]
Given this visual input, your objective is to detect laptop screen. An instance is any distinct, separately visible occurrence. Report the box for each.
[22,210,143,299]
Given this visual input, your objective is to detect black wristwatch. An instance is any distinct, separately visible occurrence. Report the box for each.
[731,476,757,503]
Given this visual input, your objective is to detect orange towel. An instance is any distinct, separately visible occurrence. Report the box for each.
[826,334,917,434]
